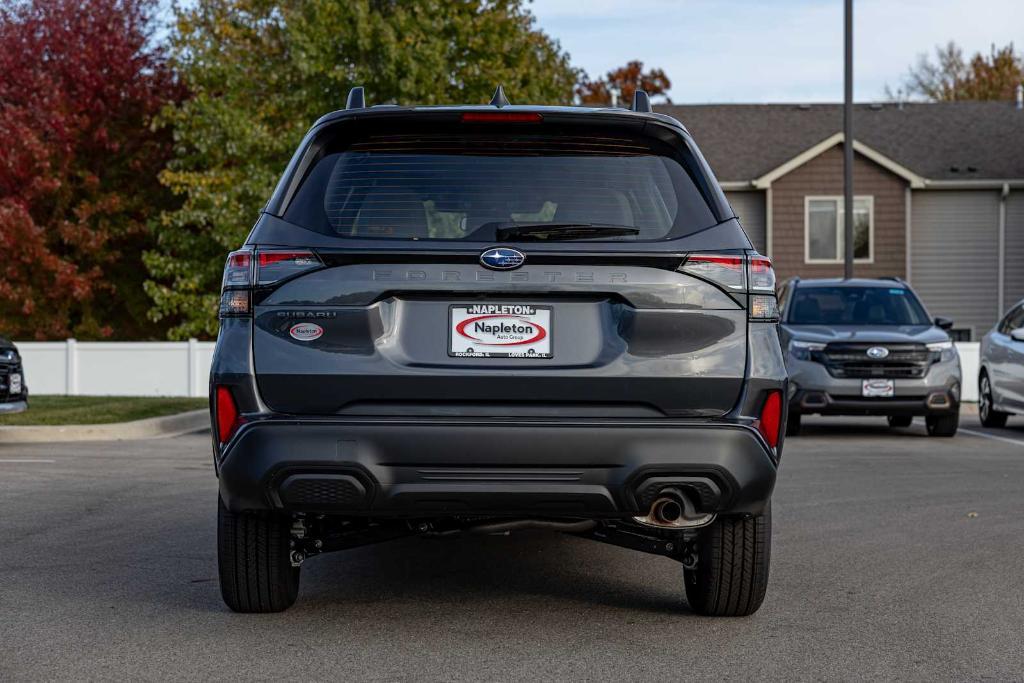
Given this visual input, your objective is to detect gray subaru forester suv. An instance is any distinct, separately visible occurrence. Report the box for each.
[209,87,787,615]
[778,277,960,437]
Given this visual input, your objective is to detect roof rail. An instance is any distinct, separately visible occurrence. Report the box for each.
[346,86,366,110]
[489,84,510,108]
[631,89,652,113]
[879,276,905,284]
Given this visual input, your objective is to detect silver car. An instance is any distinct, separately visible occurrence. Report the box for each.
[978,301,1024,427]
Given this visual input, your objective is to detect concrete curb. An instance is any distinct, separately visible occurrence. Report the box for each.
[0,409,210,444]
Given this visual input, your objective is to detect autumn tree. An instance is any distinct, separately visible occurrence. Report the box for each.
[576,60,672,106]
[894,41,1024,101]
[147,0,579,339]
[0,0,181,339]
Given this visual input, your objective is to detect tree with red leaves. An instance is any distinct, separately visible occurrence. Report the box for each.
[0,0,181,339]
[576,60,672,107]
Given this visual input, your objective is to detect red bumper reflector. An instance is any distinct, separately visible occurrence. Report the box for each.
[215,385,243,444]
[758,391,783,448]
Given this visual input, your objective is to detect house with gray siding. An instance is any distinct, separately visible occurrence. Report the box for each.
[661,101,1024,340]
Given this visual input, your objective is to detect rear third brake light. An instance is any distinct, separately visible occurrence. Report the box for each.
[461,112,543,123]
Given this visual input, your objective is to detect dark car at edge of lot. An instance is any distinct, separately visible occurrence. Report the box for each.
[0,336,28,414]
[778,277,961,437]
[207,88,787,615]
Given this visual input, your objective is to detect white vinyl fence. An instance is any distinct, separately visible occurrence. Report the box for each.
[14,339,981,402]
[957,342,979,403]
[16,339,215,397]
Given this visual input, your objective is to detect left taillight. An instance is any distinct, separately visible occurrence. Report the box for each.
[256,249,322,285]
[218,248,323,319]
[679,253,779,322]
[219,250,252,318]
[215,385,244,444]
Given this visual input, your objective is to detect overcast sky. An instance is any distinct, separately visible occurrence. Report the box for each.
[530,0,1023,103]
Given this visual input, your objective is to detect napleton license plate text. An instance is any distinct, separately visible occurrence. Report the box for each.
[449,304,552,358]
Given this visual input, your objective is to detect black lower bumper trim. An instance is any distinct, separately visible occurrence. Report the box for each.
[791,390,959,417]
[217,418,776,517]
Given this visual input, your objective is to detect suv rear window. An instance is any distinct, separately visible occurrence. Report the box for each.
[788,286,931,326]
[282,130,719,241]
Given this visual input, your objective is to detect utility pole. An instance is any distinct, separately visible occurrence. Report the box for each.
[843,0,854,278]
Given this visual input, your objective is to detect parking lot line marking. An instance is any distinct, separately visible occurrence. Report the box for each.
[959,428,1024,448]
[0,459,56,463]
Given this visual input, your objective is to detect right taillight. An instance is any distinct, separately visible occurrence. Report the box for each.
[680,253,779,322]
[680,254,746,290]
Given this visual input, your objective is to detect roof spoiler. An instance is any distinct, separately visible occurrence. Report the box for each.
[345,83,651,112]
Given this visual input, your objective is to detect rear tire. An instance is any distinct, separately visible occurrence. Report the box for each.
[925,412,959,437]
[785,411,801,436]
[979,373,1009,428]
[217,496,300,613]
[684,506,771,617]
[887,415,913,428]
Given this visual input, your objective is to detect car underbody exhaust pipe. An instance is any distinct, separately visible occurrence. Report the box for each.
[633,488,716,529]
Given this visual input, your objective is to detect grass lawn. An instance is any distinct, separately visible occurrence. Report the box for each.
[0,395,208,426]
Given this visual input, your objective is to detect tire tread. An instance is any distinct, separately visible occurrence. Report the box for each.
[218,497,299,613]
[685,507,771,617]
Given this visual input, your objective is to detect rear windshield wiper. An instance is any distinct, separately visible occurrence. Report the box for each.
[492,222,641,241]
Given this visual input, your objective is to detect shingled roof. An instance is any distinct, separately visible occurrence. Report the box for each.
[658,102,1024,183]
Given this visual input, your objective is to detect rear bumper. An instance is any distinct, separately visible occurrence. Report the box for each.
[217,418,777,518]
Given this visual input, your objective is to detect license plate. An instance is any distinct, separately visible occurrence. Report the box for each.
[862,379,895,398]
[449,304,552,358]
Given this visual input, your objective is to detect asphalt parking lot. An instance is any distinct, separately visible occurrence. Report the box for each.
[2,414,1023,681]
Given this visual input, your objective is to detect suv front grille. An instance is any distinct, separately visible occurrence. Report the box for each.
[817,343,932,379]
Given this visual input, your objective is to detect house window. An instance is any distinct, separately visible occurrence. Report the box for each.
[804,196,873,264]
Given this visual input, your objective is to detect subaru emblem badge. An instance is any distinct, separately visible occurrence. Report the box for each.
[480,247,525,270]
[866,346,889,359]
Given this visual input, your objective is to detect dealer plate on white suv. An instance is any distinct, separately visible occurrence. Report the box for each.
[862,378,895,398]
[449,304,551,358]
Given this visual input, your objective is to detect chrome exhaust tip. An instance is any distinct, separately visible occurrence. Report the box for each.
[633,491,716,529]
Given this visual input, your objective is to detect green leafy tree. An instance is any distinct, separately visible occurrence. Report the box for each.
[148,0,578,339]
[893,41,1024,101]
